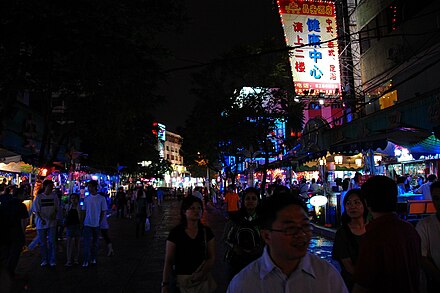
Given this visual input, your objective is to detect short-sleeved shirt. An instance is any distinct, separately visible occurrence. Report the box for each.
[82,193,107,227]
[416,215,440,269]
[332,224,363,290]
[167,224,214,275]
[354,213,421,292]
[32,192,59,229]
[416,182,433,200]
[225,192,240,212]
[227,247,348,293]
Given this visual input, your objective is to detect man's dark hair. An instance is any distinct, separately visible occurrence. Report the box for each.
[428,174,437,182]
[88,180,98,189]
[258,192,307,229]
[361,175,397,212]
[430,181,440,193]
[244,187,259,197]
[42,180,54,189]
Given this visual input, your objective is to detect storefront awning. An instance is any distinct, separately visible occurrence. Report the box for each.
[329,128,431,155]
[0,148,22,164]
[406,135,440,158]
[0,161,34,173]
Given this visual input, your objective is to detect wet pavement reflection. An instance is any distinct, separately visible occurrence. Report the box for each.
[308,235,341,271]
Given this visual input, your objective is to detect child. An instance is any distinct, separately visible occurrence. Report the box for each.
[64,193,81,266]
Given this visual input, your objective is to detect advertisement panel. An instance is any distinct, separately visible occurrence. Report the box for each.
[277,0,341,95]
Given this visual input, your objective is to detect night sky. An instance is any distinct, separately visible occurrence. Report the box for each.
[156,0,285,132]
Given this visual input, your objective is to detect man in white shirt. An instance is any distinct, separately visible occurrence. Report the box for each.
[415,174,437,200]
[309,178,321,194]
[31,180,59,267]
[81,180,107,267]
[227,194,347,293]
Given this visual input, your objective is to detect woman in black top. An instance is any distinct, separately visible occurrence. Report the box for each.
[161,196,215,293]
[332,189,368,291]
[64,193,81,266]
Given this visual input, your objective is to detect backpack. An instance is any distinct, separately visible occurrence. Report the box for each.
[235,224,259,251]
[225,219,261,263]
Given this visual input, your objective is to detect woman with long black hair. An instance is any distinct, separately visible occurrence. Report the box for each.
[161,196,216,293]
[332,189,369,291]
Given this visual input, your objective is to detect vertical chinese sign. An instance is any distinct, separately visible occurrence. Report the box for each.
[277,0,341,95]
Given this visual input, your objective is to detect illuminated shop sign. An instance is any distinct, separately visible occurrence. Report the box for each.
[277,0,341,94]
[394,146,414,162]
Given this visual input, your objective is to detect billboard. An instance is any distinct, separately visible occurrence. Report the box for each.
[277,0,341,95]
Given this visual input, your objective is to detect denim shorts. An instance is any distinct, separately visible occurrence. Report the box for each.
[66,225,81,237]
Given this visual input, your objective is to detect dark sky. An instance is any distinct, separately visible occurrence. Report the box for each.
[155,0,285,132]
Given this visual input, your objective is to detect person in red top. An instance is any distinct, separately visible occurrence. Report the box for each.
[224,185,240,219]
[353,175,421,293]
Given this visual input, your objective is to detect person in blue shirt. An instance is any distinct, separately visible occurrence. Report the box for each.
[227,192,347,293]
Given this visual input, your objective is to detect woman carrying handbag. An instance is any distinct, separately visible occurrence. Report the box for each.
[162,196,217,293]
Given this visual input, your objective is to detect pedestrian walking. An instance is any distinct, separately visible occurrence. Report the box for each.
[135,188,148,238]
[332,189,368,291]
[416,181,440,292]
[115,187,126,218]
[81,180,107,267]
[0,185,29,288]
[353,175,421,292]
[64,193,81,266]
[224,185,240,219]
[31,180,59,267]
[162,196,216,293]
[227,192,347,292]
[223,187,263,279]
[157,188,164,207]
[126,189,134,219]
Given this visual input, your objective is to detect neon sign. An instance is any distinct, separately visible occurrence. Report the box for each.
[277,0,341,95]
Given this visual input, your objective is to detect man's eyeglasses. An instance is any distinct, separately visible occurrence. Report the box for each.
[267,225,313,236]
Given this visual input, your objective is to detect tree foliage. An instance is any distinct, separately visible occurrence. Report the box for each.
[0,0,185,171]
[182,39,305,190]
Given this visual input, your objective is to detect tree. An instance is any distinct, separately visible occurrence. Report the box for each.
[0,0,185,170]
[182,39,305,194]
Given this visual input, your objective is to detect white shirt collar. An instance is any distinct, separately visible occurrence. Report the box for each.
[259,246,317,280]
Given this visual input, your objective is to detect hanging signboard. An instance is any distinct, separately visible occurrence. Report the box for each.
[277,0,341,95]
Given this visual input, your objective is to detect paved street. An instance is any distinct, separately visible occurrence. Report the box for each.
[13,199,230,293]
[13,199,337,293]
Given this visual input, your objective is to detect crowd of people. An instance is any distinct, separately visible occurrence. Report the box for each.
[0,179,164,290]
[161,175,439,293]
[1,173,440,292]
